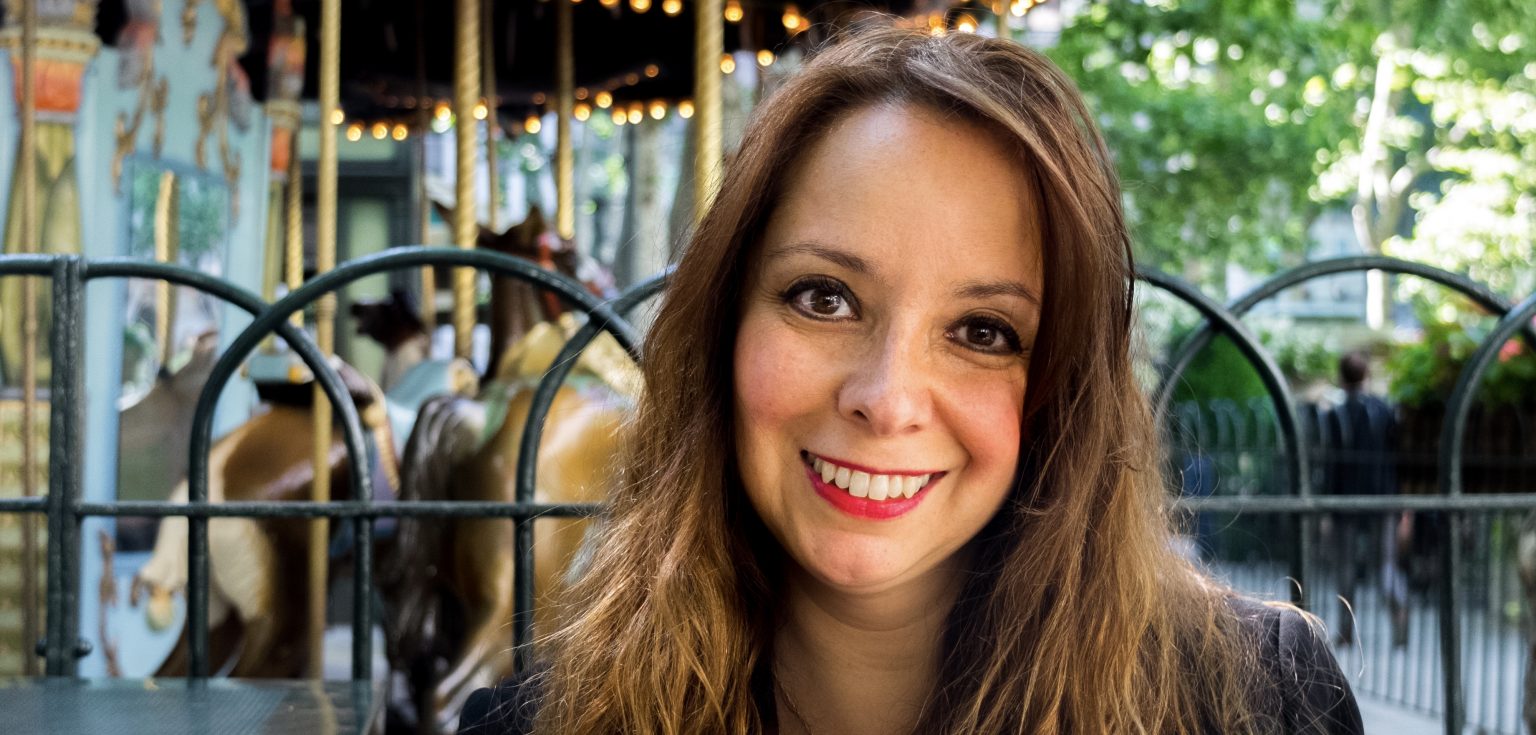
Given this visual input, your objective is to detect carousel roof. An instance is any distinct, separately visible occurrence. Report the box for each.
[91,0,955,127]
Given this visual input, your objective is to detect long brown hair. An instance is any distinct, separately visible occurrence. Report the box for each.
[535,25,1268,734]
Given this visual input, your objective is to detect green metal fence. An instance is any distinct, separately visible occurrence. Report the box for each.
[0,250,1531,735]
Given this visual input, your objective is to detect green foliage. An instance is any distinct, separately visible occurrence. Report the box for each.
[1048,0,1357,282]
[1050,0,1536,301]
[1171,333,1268,405]
[1257,322,1344,385]
[1386,307,1536,408]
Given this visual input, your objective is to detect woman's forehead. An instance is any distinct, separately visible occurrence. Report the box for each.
[758,103,1044,289]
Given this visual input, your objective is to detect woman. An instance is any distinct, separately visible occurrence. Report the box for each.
[462,25,1361,734]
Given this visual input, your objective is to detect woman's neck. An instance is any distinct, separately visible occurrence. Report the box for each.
[772,558,964,735]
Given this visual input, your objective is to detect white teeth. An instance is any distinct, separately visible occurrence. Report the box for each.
[811,455,934,502]
[868,475,890,501]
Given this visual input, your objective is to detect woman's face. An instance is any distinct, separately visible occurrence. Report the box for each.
[733,103,1045,595]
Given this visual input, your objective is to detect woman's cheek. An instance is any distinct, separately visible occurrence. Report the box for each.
[733,314,823,431]
[944,373,1025,487]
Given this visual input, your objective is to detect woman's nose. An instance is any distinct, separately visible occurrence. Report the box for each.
[836,331,932,436]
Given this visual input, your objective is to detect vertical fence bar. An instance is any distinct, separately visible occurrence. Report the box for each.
[1436,292,1536,735]
[43,258,84,675]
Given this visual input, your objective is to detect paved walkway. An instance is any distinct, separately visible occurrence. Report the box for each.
[1358,694,1442,734]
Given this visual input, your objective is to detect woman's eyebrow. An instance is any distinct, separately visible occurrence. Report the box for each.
[955,279,1041,306]
[766,241,872,275]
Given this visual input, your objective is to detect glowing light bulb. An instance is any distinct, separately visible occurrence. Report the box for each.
[533,92,547,105]
[346,124,363,142]
[392,123,409,141]
[662,0,682,15]
[720,53,736,74]
[724,0,742,22]
[576,87,589,100]
[330,108,345,125]
[782,4,802,31]
[627,103,643,124]
[371,122,388,139]
[649,100,666,119]
[955,13,978,33]
[595,91,614,109]
[630,0,651,11]
[599,0,618,8]
[612,109,627,125]
[473,102,489,120]
[525,114,542,135]
[1009,0,1027,17]
[757,49,775,67]
[434,102,451,121]
[645,64,660,78]
[574,103,592,121]
[678,99,694,118]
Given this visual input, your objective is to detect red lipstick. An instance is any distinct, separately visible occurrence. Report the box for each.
[803,460,937,520]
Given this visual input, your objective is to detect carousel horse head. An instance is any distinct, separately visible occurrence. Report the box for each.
[350,288,427,351]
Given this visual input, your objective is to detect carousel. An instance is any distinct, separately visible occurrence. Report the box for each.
[0,0,1066,732]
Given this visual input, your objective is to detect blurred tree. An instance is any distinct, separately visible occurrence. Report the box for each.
[1049,0,1536,310]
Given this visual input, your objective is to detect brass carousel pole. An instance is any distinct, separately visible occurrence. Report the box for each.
[449,0,481,359]
[693,0,722,222]
[18,0,40,678]
[555,0,574,240]
[308,0,342,678]
[482,0,501,235]
[452,0,480,359]
[153,171,179,367]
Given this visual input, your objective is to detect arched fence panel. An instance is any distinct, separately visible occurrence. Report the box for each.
[1,251,1532,735]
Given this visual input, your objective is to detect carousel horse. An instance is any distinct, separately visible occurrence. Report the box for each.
[123,313,469,677]
[129,358,396,677]
[377,205,637,731]
[130,205,628,690]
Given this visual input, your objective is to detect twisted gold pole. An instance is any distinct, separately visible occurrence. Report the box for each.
[482,0,501,235]
[693,0,723,222]
[153,171,179,367]
[452,0,481,359]
[308,0,341,679]
[18,0,40,679]
[555,0,574,240]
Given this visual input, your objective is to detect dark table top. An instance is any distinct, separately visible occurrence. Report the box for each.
[0,677,382,735]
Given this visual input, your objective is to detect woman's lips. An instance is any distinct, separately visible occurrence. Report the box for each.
[800,451,943,520]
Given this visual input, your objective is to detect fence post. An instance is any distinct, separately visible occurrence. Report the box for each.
[43,257,85,675]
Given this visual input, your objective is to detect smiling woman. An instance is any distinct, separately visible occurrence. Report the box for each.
[460,23,1361,735]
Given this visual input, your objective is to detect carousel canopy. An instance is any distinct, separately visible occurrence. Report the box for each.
[89,0,947,127]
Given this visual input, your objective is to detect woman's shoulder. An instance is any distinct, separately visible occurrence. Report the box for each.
[457,666,544,735]
[1226,595,1364,734]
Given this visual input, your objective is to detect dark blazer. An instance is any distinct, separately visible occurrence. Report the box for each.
[458,597,1363,734]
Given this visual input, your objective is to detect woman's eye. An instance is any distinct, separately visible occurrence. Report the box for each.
[785,280,856,319]
[948,317,1023,355]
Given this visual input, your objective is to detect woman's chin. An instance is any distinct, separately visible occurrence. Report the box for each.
[792,536,916,593]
